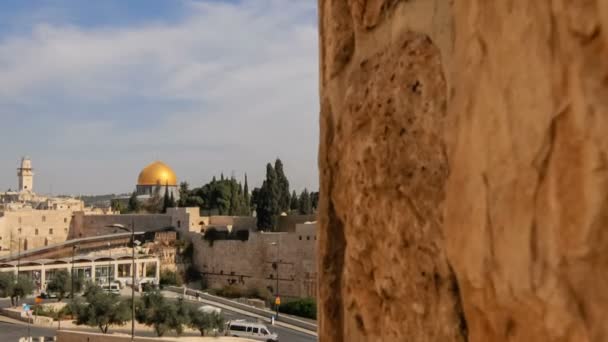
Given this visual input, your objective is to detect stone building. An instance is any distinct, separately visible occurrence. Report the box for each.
[0,209,74,256]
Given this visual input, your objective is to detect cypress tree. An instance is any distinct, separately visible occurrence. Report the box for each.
[274,159,291,212]
[290,190,298,211]
[163,183,171,213]
[298,188,312,215]
[244,174,251,215]
[128,191,140,213]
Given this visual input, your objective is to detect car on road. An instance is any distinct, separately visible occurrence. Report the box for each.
[198,304,221,314]
[101,283,120,294]
[226,320,278,342]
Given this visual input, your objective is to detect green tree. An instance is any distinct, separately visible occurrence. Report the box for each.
[170,298,191,336]
[11,275,34,307]
[274,159,291,212]
[47,269,70,301]
[310,191,319,211]
[46,270,84,302]
[290,190,299,211]
[189,309,225,336]
[137,290,188,337]
[228,178,238,215]
[256,163,280,230]
[178,182,189,207]
[128,191,140,213]
[255,183,273,229]
[243,174,251,215]
[298,189,313,215]
[110,199,124,213]
[0,272,15,304]
[72,285,130,334]
[163,184,171,213]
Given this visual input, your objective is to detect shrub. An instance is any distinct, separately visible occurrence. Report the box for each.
[185,265,202,283]
[159,270,183,287]
[244,286,272,302]
[215,285,246,299]
[279,298,316,319]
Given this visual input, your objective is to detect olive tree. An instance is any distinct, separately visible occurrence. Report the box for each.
[72,285,130,333]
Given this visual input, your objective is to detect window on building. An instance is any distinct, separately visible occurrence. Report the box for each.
[299,236,302,240]
[49,228,53,235]
[177,220,181,228]
[64,218,68,223]
[17,228,21,234]
[307,236,310,240]
[42,216,46,222]
[35,229,39,235]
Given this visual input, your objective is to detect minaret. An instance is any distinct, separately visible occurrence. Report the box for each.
[17,157,34,192]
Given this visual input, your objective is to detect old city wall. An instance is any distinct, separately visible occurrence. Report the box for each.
[191,227,317,299]
[319,1,608,342]
[0,210,73,255]
[70,212,173,238]
[208,216,257,230]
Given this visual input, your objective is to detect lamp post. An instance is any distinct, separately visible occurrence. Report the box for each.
[107,242,112,286]
[270,239,280,319]
[71,245,78,300]
[106,220,136,341]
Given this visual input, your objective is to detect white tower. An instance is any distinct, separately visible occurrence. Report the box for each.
[17,157,34,192]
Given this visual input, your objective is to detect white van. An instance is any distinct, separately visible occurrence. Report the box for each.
[226,320,278,342]
[101,283,120,294]
[198,305,221,315]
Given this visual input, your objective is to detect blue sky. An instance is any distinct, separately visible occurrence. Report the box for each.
[0,0,319,195]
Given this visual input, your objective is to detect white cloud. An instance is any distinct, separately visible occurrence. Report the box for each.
[0,0,319,195]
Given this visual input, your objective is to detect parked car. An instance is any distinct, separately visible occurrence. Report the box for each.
[226,320,278,342]
[198,305,221,314]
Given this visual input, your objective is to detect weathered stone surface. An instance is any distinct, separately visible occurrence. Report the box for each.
[318,0,462,341]
[319,0,608,341]
[445,1,608,341]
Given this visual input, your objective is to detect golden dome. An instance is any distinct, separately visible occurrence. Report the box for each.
[137,161,178,186]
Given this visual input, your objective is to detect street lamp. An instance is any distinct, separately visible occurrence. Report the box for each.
[270,240,280,319]
[71,245,79,300]
[106,220,136,342]
[107,242,112,287]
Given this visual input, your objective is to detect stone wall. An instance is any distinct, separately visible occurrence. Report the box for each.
[208,216,257,231]
[0,210,74,256]
[70,212,173,238]
[444,1,608,341]
[318,0,461,341]
[191,224,317,299]
[319,0,608,342]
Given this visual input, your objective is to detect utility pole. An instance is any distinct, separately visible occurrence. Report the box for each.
[130,219,135,342]
[71,245,77,300]
[107,242,112,286]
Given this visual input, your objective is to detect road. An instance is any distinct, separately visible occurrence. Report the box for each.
[0,318,56,341]
[0,296,317,342]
